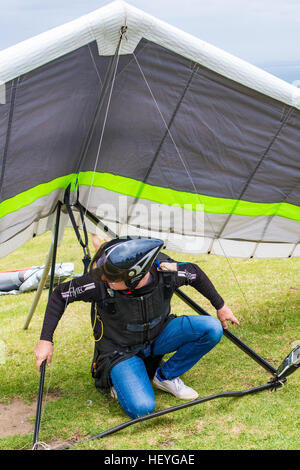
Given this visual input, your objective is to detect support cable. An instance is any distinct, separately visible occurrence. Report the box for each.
[132,52,252,312]
[56,379,284,450]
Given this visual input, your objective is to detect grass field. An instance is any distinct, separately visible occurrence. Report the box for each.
[0,228,299,450]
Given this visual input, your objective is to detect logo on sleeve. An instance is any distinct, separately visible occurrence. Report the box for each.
[61,282,95,299]
[178,270,196,281]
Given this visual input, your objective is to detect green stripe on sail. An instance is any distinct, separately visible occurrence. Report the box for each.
[0,171,299,222]
[0,174,76,219]
[78,172,300,221]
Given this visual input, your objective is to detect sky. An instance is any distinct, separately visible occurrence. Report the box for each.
[1,0,300,84]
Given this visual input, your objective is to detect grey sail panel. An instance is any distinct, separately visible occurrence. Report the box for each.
[0,1,299,258]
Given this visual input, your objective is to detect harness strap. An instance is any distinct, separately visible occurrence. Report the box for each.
[64,184,91,274]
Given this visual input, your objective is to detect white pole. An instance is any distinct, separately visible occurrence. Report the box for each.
[22,240,53,330]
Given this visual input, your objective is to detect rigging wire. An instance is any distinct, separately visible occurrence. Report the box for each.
[131,50,251,311]
[63,27,127,263]
[79,26,128,229]
[83,49,122,219]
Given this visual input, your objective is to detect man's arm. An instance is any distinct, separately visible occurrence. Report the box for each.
[174,262,240,329]
[35,274,101,370]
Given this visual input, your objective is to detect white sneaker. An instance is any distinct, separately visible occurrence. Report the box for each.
[153,370,199,400]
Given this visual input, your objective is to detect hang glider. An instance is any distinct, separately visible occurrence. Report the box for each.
[0,0,299,258]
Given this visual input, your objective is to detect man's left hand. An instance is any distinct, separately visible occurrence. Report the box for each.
[217,304,240,329]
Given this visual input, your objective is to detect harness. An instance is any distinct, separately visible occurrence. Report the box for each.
[90,268,176,388]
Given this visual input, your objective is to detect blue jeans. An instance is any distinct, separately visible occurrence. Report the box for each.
[110,315,223,419]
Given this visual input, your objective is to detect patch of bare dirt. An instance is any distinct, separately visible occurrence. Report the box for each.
[0,391,62,438]
[0,399,36,438]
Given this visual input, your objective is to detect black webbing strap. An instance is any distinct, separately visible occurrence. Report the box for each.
[64,184,91,274]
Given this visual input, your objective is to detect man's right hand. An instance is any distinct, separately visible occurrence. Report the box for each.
[34,340,53,371]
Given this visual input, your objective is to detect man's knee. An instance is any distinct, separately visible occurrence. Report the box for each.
[206,317,223,345]
[184,315,223,345]
[127,395,155,419]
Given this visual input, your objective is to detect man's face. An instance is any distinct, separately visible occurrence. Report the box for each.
[101,271,150,291]
[101,276,127,290]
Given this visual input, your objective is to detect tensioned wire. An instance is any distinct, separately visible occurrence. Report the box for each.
[82,32,123,220]
[76,34,257,314]
[131,50,252,311]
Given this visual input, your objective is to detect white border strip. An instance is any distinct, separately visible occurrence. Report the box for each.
[0,83,5,104]
[0,1,299,109]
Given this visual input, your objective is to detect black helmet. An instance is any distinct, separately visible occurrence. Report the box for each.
[92,237,164,289]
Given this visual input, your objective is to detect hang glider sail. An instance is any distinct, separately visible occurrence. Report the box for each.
[0,0,299,258]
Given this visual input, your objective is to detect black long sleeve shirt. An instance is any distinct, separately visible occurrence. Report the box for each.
[40,262,224,342]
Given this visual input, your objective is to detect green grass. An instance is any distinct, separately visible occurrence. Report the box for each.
[0,228,299,450]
